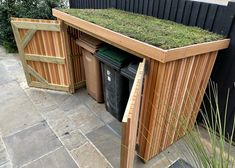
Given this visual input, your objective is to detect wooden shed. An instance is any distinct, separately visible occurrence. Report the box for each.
[11,8,230,168]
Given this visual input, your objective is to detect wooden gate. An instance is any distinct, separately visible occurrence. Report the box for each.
[121,59,145,168]
[11,18,80,93]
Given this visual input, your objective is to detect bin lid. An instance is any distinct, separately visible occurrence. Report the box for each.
[121,62,139,80]
[77,34,103,54]
[96,46,131,70]
[80,33,103,47]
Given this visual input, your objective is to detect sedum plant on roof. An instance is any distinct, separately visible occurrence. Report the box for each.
[60,8,224,49]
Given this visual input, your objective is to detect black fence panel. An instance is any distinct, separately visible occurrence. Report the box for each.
[69,0,235,140]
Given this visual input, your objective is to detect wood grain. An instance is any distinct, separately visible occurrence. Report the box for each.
[138,51,220,161]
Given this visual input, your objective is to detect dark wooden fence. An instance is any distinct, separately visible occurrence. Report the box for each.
[69,0,235,140]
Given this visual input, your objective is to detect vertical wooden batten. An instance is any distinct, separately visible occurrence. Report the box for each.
[138,51,219,161]
[11,18,72,92]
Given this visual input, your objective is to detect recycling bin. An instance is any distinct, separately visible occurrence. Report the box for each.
[77,34,103,102]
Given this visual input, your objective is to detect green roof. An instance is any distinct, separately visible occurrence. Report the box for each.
[60,8,224,49]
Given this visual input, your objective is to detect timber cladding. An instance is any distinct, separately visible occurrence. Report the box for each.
[138,51,218,161]
[67,27,86,89]
[11,18,85,93]
[52,9,230,164]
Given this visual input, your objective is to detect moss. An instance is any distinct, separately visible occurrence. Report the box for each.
[60,8,224,49]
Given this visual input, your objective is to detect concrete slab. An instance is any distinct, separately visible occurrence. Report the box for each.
[71,142,112,168]
[87,125,121,168]
[3,122,62,167]
[22,147,78,168]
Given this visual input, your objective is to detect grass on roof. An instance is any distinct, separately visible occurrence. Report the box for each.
[60,8,224,49]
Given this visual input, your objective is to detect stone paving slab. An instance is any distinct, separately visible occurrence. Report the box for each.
[0,138,9,167]
[0,63,14,85]
[71,142,112,168]
[108,120,122,136]
[87,125,121,168]
[22,147,78,168]
[24,88,58,113]
[3,121,62,167]
[0,162,11,168]
[48,116,77,138]
[60,129,87,151]
[68,105,105,134]
[0,81,43,136]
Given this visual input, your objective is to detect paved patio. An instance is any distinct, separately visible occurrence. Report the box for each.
[0,46,200,168]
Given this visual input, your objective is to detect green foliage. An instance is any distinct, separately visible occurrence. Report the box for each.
[61,8,224,49]
[184,82,235,168]
[0,0,64,53]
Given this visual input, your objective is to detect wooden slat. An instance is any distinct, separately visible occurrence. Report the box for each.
[25,54,65,64]
[12,21,61,31]
[182,1,192,25]
[164,39,230,62]
[138,51,220,161]
[204,4,218,31]
[152,0,160,17]
[189,1,201,26]
[196,3,209,28]
[29,81,69,92]
[121,60,145,168]
[22,29,37,48]
[176,0,186,23]
[11,24,31,84]
[164,0,172,20]
[169,0,179,21]
[11,18,73,92]
[61,22,75,93]
[27,65,48,84]
[158,0,166,19]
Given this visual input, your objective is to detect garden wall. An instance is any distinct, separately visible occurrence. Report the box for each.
[69,0,235,140]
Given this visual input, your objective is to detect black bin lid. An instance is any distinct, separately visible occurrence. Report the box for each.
[121,62,139,80]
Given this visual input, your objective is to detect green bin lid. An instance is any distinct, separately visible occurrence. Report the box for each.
[96,46,131,70]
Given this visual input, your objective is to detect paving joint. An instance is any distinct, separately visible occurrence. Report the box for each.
[43,116,81,168]
[0,135,12,168]
[20,146,63,168]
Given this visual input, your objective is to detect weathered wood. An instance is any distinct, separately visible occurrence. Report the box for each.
[121,59,145,168]
[12,21,61,31]
[25,54,65,64]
